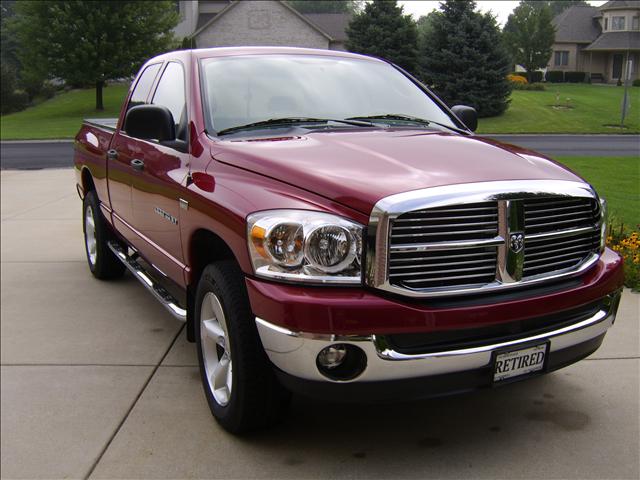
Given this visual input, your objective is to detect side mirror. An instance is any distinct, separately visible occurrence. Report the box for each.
[124,104,176,141]
[451,105,478,132]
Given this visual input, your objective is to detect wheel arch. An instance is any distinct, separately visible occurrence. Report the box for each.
[186,228,240,342]
[80,166,96,197]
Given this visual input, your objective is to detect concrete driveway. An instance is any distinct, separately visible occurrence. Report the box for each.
[1,169,638,480]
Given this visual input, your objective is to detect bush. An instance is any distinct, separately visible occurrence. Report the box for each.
[512,82,546,91]
[546,70,564,83]
[40,82,57,100]
[565,71,586,83]
[608,225,640,291]
[1,89,29,114]
[507,73,528,85]
[515,71,544,83]
[633,79,640,87]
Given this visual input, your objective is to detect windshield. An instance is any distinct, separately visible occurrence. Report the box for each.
[200,55,458,135]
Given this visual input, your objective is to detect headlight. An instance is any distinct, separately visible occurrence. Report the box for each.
[247,210,362,284]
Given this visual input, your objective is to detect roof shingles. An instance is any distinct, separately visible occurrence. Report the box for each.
[552,5,601,43]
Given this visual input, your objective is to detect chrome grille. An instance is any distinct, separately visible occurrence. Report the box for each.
[523,198,601,278]
[368,180,604,298]
[389,203,499,289]
[524,197,600,235]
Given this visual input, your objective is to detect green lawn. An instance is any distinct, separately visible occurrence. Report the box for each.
[1,84,129,140]
[555,156,639,229]
[478,84,640,134]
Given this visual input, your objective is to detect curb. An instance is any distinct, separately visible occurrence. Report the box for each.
[1,139,74,144]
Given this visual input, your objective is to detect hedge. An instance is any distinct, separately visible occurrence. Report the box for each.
[565,71,586,83]
[546,70,565,83]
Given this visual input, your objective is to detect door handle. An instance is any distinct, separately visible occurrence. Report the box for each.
[130,159,144,171]
[107,149,118,160]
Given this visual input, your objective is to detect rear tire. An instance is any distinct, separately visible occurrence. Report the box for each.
[83,190,125,280]
[195,260,291,433]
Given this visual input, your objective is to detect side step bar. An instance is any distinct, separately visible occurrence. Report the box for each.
[107,241,187,322]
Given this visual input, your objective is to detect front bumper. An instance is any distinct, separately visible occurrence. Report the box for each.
[255,289,622,398]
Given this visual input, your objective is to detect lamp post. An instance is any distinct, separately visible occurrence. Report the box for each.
[620,51,632,128]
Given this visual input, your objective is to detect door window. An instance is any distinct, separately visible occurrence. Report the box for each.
[152,62,187,141]
[127,63,162,111]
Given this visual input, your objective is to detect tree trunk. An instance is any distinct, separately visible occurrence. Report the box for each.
[96,80,104,110]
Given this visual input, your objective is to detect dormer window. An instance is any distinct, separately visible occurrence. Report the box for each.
[612,16,626,30]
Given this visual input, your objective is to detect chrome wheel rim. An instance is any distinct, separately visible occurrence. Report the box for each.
[200,292,233,406]
[85,205,97,266]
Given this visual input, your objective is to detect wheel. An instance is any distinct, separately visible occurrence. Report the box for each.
[83,190,125,280]
[195,260,291,433]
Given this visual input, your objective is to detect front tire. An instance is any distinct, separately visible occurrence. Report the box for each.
[195,260,290,433]
[83,190,125,280]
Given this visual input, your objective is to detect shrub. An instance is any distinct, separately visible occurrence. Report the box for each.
[512,82,546,91]
[2,89,29,114]
[565,71,586,83]
[40,82,57,100]
[608,224,640,291]
[546,70,564,83]
[507,73,528,85]
[633,79,640,87]
[514,71,544,83]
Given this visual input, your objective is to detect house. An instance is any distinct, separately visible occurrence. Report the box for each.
[173,0,350,51]
[548,0,639,83]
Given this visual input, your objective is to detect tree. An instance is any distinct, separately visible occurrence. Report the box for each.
[11,1,178,110]
[416,11,438,47]
[346,0,418,74]
[503,1,555,82]
[420,1,511,117]
[288,0,361,13]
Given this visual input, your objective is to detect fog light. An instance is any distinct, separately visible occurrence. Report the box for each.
[317,345,348,369]
[316,344,367,381]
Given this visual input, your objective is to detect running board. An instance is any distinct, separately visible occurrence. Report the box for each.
[107,241,187,322]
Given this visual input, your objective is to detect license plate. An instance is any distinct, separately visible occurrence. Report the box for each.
[493,343,548,382]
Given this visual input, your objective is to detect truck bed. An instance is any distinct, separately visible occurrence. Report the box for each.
[83,118,118,132]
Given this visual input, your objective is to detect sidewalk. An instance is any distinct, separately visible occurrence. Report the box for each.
[1,169,638,479]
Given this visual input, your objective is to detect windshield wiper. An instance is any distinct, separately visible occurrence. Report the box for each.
[346,114,466,133]
[216,117,374,136]
[346,114,432,125]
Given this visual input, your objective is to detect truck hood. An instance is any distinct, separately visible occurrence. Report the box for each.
[211,129,584,215]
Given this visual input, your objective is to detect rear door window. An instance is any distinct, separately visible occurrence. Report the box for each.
[151,62,187,141]
[127,63,162,111]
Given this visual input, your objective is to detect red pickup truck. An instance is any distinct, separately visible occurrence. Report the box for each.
[74,47,623,433]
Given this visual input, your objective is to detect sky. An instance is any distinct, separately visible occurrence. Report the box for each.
[397,1,607,26]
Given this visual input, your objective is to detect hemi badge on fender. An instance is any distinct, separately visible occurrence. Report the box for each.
[154,207,178,225]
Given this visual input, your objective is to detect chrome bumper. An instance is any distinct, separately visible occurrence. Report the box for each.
[255,291,621,383]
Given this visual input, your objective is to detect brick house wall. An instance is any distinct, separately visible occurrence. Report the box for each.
[194,1,331,49]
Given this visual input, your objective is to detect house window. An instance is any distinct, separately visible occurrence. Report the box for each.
[554,51,569,66]
[604,18,608,30]
[633,16,639,30]
[612,16,626,30]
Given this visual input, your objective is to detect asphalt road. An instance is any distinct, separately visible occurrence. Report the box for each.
[1,135,638,169]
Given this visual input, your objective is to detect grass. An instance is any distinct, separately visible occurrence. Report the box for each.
[1,84,129,140]
[554,156,639,229]
[478,84,640,134]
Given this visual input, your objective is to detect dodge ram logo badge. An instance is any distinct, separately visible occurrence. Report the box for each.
[509,232,524,253]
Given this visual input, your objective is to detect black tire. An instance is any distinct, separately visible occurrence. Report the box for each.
[82,190,125,280]
[195,260,291,433]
